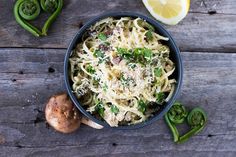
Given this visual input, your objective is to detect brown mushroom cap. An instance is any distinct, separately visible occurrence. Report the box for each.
[45,93,81,133]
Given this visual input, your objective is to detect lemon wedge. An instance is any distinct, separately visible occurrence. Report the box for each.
[142,0,190,25]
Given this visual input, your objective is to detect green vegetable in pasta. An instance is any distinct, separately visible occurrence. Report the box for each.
[92,77,100,85]
[138,100,147,113]
[158,45,169,53]
[143,48,153,61]
[154,67,162,77]
[120,74,128,86]
[95,102,105,118]
[156,92,165,104]
[111,105,119,114]
[146,23,155,31]
[138,20,155,31]
[104,42,110,46]
[116,47,153,64]
[144,22,155,41]
[117,48,132,60]
[98,33,107,41]
[93,49,106,63]
[128,63,136,69]
[120,73,134,86]
[133,48,142,57]
[102,84,108,92]
[133,48,153,64]
[145,30,153,41]
[93,50,104,58]
[86,64,95,74]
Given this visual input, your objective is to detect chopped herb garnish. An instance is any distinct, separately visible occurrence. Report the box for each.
[102,84,108,92]
[86,64,95,74]
[104,42,110,46]
[95,102,105,117]
[128,63,136,69]
[98,58,105,64]
[93,49,104,58]
[120,74,127,86]
[133,48,142,59]
[138,100,147,113]
[111,105,119,114]
[93,78,99,85]
[116,47,132,60]
[156,92,165,104]
[93,49,106,64]
[116,47,153,65]
[146,23,155,31]
[120,73,133,86]
[145,30,153,41]
[98,33,107,41]
[158,45,169,53]
[143,48,153,61]
[133,48,153,64]
[138,20,155,31]
[154,67,162,77]
[93,75,100,82]
[117,47,127,54]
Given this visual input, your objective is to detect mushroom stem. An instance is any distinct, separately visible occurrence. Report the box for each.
[81,117,103,129]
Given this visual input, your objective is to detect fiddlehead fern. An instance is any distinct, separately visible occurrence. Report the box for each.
[165,102,188,142]
[165,102,207,143]
[164,113,179,142]
[178,107,207,143]
[167,102,188,124]
[14,0,41,36]
[187,107,207,129]
[41,0,63,35]
[19,0,41,20]
[40,0,58,13]
[14,0,63,37]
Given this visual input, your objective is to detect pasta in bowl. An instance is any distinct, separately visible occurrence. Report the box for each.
[65,12,183,129]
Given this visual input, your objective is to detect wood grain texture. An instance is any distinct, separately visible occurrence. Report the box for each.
[190,0,236,14]
[0,0,236,52]
[0,48,235,156]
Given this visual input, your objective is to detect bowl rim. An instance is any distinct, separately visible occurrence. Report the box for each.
[64,11,183,130]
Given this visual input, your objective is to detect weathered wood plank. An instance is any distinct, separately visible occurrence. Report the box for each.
[0,48,235,156]
[0,149,236,157]
[0,0,235,51]
[0,130,236,157]
[190,0,236,14]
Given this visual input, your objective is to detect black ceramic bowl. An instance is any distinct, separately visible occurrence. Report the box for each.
[64,12,183,129]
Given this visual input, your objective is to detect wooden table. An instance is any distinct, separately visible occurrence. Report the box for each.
[0,0,236,156]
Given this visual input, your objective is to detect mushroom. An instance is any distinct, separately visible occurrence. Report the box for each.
[45,93,103,133]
